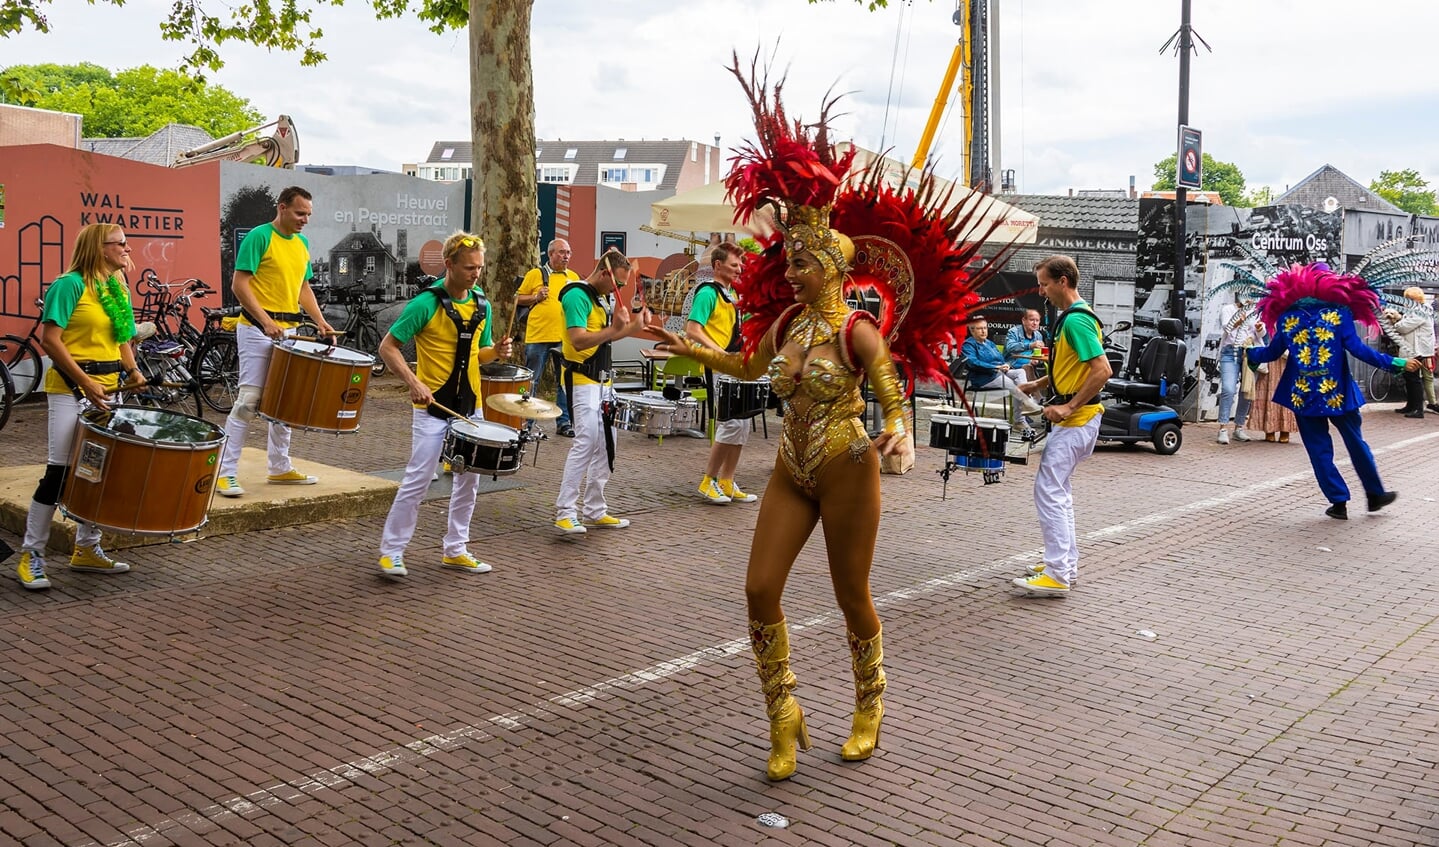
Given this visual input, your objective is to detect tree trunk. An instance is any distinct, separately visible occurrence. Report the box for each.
[470,0,537,342]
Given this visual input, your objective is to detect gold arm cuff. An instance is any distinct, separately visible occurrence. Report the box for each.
[868,355,909,436]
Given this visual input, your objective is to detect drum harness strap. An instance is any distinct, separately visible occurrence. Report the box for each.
[696,281,744,423]
[57,360,126,400]
[556,282,617,470]
[423,285,487,421]
[240,307,306,327]
[1045,304,1104,408]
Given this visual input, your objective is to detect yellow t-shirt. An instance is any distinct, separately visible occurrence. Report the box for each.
[235,222,313,328]
[518,267,580,344]
[41,272,128,394]
[1050,303,1105,427]
[559,284,609,387]
[386,282,493,409]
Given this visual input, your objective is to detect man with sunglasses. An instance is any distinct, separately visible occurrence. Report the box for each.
[552,248,648,534]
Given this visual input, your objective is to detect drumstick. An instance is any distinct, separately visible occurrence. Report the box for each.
[428,400,470,420]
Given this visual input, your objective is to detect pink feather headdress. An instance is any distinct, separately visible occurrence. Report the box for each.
[1255,262,1380,332]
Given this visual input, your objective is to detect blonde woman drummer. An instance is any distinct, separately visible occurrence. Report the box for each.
[376,232,511,578]
[15,224,146,590]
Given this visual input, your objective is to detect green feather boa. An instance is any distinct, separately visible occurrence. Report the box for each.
[95,273,137,344]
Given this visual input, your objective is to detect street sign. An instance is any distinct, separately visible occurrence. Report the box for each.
[1177,126,1203,190]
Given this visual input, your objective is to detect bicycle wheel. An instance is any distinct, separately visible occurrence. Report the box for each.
[359,324,386,376]
[1367,366,1396,403]
[1,334,44,403]
[194,333,240,414]
[0,360,14,431]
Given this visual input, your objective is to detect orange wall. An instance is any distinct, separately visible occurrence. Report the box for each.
[0,145,221,337]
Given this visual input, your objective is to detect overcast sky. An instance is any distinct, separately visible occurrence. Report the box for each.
[6,0,1437,198]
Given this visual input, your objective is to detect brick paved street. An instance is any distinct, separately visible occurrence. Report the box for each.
[2,381,1437,847]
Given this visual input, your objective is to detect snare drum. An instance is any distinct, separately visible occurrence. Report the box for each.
[479,362,535,429]
[614,395,677,435]
[259,339,373,432]
[640,390,700,432]
[928,414,976,453]
[443,419,523,477]
[715,376,770,421]
[60,406,225,536]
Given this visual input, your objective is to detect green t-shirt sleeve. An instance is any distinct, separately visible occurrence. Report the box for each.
[387,290,441,344]
[1062,312,1105,362]
[298,234,314,280]
[234,226,271,274]
[41,273,85,327]
[562,288,593,329]
[688,285,718,324]
[479,300,494,347]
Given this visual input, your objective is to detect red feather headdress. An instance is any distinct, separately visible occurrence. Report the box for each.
[724,52,1014,389]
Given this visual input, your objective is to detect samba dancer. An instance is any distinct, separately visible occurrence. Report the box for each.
[552,249,648,534]
[687,242,758,505]
[15,224,146,590]
[216,186,337,497]
[376,233,510,577]
[651,56,998,780]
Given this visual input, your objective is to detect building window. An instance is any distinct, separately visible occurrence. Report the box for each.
[614,147,627,160]
[338,257,349,274]
[537,165,573,184]
[365,256,376,273]
[440,147,455,160]
[564,148,578,160]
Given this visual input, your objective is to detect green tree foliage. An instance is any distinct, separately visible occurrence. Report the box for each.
[0,63,263,137]
[1152,152,1248,206]
[1369,169,1438,216]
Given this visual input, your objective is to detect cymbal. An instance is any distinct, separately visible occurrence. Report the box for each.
[485,393,563,420]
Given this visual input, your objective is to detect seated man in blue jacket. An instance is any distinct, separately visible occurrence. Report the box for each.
[962,316,1045,433]
[1004,308,1047,382]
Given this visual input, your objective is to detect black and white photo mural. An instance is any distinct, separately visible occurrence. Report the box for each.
[1193,204,1342,421]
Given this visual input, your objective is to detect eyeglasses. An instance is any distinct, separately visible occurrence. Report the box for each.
[104,240,128,246]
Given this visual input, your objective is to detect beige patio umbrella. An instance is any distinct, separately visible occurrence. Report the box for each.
[647,180,775,237]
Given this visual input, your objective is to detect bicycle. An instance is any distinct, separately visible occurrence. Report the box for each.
[191,306,242,415]
[128,277,218,417]
[1,296,47,404]
[334,289,388,377]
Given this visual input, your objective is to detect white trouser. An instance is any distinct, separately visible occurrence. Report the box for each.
[974,372,1032,425]
[25,393,101,551]
[380,408,482,558]
[1032,415,1100,585]
[555,382,615,521]
[713,416,750,446]
[218,322,293,477]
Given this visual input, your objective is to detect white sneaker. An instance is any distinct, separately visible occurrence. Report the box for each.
[1216,429,1230,445]
[1233,428,1252,442]
[1020,399,1045,416]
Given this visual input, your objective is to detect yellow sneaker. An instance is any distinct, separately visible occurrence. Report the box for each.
[441,552,493,573]
[69,545,131,574]
[554,518,588,535]
[378,554,408,578]
[216,475,245,497]
[16,550,51,590]
[267,469,318,485]
[719,479,757,503]
[1024,562,1077,586]
[698,477,731,504]
[584,515,631,529]
[1012,572,1070,596]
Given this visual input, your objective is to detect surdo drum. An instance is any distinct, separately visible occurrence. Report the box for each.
[478,362,534,429]
[259,339,373,433]
[60,406,226,536]
[715,376,770,421]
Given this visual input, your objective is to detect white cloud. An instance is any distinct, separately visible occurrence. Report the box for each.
[4,0,1436,198]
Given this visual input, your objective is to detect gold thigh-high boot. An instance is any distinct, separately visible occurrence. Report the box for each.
[840,627,886,761]
[751,619,812,780]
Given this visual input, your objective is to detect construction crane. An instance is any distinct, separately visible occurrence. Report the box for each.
[172,115,299,169]
[913,0,1000,191]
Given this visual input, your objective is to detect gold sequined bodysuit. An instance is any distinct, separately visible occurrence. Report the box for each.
[686,303,909,496]
[767,348,870,493]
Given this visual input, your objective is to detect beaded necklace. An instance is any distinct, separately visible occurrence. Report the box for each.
[93,272,136,344]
